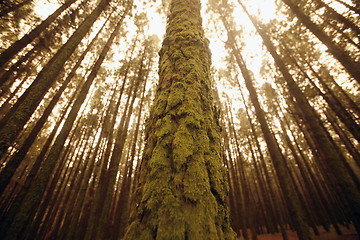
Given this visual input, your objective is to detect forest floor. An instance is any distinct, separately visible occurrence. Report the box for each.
[247,225,358,240]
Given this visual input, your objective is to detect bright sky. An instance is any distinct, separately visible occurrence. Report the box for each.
[32,0,278,117]
[33,0,276,70]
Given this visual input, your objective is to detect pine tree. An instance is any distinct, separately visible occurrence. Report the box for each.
[0,0,110,159]
[280,0,360,84]
[0,0,78,68]
[0,3,124,238]
[240,2,360,234]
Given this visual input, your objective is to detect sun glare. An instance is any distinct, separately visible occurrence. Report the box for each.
[33,0,59,19]
[33,0,277,76]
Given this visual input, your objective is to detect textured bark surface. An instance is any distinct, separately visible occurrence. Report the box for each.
[123,0,235,239]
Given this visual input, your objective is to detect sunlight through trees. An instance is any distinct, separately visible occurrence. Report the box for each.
[0,0,359,239]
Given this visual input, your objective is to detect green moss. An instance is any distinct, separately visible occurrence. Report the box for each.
[182,157,209,202]
[155,115,176,138]
[172,125,194,171]
[149,139,171,169]
[123,222,153,240]
[153,97,168,116]
[123,0,236,239]
[166,82,186,111]
[156,218,185,240]
[171,49,185,61]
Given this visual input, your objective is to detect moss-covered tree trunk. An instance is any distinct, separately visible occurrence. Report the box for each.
[122,0,235,239]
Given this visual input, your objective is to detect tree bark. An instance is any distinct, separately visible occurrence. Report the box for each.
[123,0,236,239]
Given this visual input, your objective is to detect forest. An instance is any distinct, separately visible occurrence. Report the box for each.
[0,0,359,239]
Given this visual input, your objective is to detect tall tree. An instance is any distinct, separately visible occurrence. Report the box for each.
[123,0,235,239]
[0,0,78,68]
[0,17,108,196]
[0,5,126,239]
[0,0,110,159]
[280,0,360,84]
[239,2,360,233]
[229,41,311,240]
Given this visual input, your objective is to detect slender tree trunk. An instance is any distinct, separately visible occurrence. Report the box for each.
[88,44,143,240]
[0,0,110,159]
[326,111,360,167]
[0,0,78,68]
[333,0,360,15]
[314,0,360,36]
[222,110,248,239]
[0,6,121,238]
[0,42,38,90]
[241,3,360,234]
[276,100,344,235]
[238,85,287,238]
[280,0,360,84]
[231,45,311,240]
[283,45,360,143]
[57,80,118,239]
[0,19,107,196]
[316,65,360,118]
[73,35,136,239]
[0,97,70,239]
[111,70,149,240]
[0,0,33,17]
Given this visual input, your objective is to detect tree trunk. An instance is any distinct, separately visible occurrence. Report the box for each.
[313,0,360,38]
[87,43,144,240]
[230,41,311,239]
[0,0,33,17]
[0,18,107,196]
[111,69,149,240]
[1,6,120,238]
[240,4,360,234]
[333,0,360,15]
[280,0,360,84]
[122,0,236,239]
[0,0,78,68]
[326,110,360,167]
[0,42,38,90]
[0,0,110,159]
[282,45,360,143]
